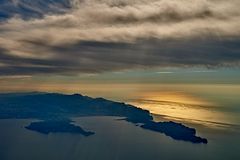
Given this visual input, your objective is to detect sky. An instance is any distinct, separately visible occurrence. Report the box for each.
[0,0,240,76]
[0,0,239,90]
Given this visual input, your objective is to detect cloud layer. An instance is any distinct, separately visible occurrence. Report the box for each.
[0,0,240,75]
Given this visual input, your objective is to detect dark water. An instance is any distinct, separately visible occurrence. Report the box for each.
[0,116,239,160]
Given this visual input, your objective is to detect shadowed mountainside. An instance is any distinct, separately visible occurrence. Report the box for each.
[0,92,207,143]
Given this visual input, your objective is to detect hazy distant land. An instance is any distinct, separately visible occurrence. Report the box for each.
[0,92,207,143]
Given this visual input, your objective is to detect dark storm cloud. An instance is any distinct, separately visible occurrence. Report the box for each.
[0,38,240,76]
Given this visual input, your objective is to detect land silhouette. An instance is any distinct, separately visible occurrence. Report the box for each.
[0,92,207,143]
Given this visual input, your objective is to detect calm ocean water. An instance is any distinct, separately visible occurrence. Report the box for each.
[0,117,239,160]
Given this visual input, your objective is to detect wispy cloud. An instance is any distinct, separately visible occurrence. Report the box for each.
[156,70,218,74]
[0,75,32,79]
[156,72,174,74]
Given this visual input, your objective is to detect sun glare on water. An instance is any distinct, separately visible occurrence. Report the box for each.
[129,92,229,127]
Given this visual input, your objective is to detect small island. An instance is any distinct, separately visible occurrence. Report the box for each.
[141,121,208,144]
[25,120,95,136]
